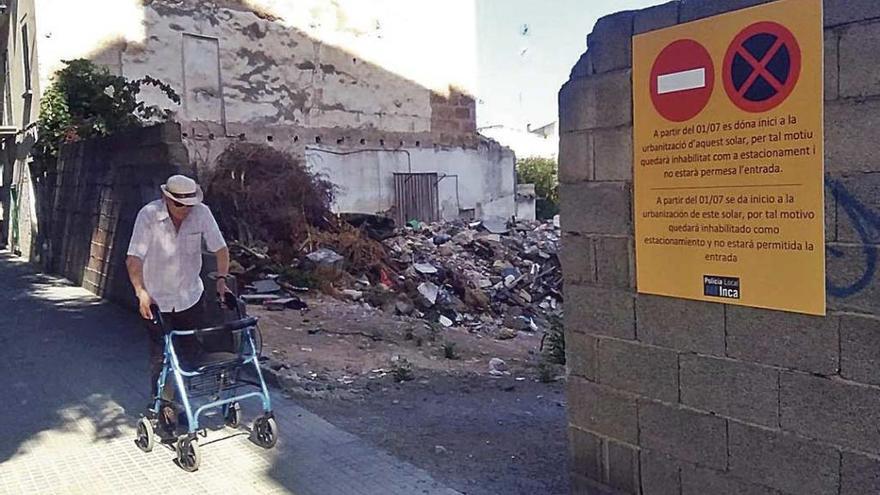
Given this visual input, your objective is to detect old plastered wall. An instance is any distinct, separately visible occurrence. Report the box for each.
[305,141,515,221]
[32,0,478,142]
[26,0,503,220]
[2,0,41,258]
[559,1,880,494]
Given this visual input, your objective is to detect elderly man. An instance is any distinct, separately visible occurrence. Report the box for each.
[126,174,230,429]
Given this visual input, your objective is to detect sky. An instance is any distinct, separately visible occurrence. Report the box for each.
[475,0,667,131]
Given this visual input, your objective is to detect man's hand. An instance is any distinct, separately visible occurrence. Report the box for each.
[137,289,155,320]
[216,277,231,297]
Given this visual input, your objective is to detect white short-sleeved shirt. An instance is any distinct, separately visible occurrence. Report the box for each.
[127,199,227,312]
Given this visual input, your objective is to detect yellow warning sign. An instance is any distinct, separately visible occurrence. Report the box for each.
[632,0,824,315]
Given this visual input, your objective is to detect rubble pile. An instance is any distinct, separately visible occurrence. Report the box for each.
[230,215,562,338]
[374,218,562,334]
[210,144,563,337]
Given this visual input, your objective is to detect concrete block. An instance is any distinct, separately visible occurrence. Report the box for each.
[728,422,840,495]
[781,372,880,454]
[726,306,839,375]
[639,401,727,469]
[833,173,880,243]
[827,243,880,314]
[840,315,880,385]
[825,99,880,174]
[825,175,837,242]
[840,21,880,98]
[560,233,595,285]
[559,182,631,235]
[639,450,681,495]
[636,295,724,354]
[607,440,639,494]
[682,465,780,495]
[824,0,880,27]
[634,2,679,35]
[566,331,598,381]
[680,355,779,427]
[592,127,633,181]
[568,377,639,444]
[559,70,632,132]
[569,50,594,80]
[825,30,839,101]
[595,236,633,289]
[679,0,775,23]
[598,339,678,402]
[571,473,605,495]
[565,284,635,339]
[570,426,603,481]
[841,451,880,495]
[558,131,592,183]
[587,11,635,74]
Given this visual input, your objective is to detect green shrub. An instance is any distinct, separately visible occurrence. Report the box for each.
[34,59,180,164]
[516,157,559,220]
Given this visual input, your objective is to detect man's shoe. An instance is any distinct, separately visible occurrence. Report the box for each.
[159,405,177,437]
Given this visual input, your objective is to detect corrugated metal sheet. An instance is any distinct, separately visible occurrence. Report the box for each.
[393,173,439,225]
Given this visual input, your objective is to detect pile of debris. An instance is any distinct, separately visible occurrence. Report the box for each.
[206,142,563,336]
[230,215,562,338]
[374,217,562,335]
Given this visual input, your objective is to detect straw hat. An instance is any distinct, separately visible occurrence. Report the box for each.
[160,174,203,206]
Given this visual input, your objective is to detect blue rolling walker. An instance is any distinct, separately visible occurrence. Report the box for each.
[134,292,277,471]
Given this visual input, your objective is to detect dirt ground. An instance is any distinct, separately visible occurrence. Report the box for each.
[250,295,571,495]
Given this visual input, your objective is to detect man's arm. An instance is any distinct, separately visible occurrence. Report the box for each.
[126,255,155,319]
[214,246,231,295]
[202,205,231,295]
[127,206,154,319]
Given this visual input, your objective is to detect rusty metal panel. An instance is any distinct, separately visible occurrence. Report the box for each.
[393,173,439,225]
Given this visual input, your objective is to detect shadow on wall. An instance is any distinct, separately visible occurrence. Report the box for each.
[37,123,188,310]
[79,0,477,179]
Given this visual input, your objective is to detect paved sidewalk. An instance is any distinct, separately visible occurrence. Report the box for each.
[0,252,460,495]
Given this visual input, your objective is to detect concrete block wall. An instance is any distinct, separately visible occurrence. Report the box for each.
[44,123,186,308]
[559,1,880,494]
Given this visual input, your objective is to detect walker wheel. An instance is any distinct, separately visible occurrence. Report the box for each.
[224,401,241,428]
[135,417,155,453]
[176,436,201,472]
[252,415,277,449]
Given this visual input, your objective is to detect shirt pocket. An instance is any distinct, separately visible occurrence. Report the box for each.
[184,233,202,254]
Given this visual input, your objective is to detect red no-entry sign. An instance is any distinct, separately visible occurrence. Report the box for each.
[649,39,715,122]
[723,21,801,112]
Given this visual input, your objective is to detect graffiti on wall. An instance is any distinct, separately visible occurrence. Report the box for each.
[825,177,879,298]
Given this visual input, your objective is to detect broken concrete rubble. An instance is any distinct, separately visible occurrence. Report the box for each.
[229,216,562,337]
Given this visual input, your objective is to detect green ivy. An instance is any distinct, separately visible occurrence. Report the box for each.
[34,59,180,164]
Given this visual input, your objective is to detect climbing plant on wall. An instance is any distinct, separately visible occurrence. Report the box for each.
[33,58,181,165]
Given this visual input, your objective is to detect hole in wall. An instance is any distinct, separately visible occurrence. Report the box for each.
[267,135,274,142]
[208,133,215,140]
[379,139,385,146]
[337,137,344,144]
[360,138,366,145]
[315,136,322,144]
[294,136,299,142]
[415,140,421,147]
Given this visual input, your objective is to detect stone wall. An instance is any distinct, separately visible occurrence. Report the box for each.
[559,1,880,494]
[43,123,187,308]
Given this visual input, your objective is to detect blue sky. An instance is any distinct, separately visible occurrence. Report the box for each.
[475,0,667,131]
